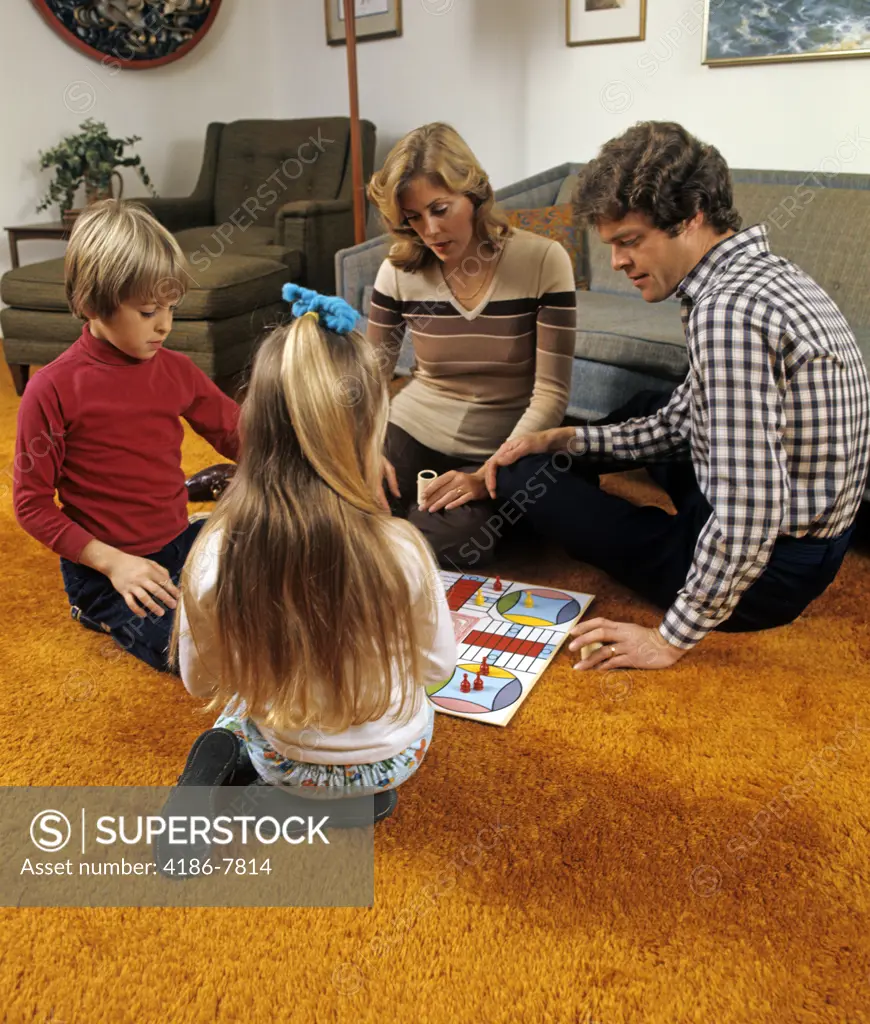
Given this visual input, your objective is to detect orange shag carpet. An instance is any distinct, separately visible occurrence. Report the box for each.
[1,353,869,1024]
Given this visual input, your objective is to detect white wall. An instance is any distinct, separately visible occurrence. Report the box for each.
[2,0,868,284]
[269,0,533,235]
[0,0,277,280]
[525,0,870,176]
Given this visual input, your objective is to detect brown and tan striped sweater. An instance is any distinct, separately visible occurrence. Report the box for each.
[367,228,576,460]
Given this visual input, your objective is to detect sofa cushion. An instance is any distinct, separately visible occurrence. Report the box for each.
[506,205,584,284]
[555,174,579,207]
[173,226,302,273]
[732,182,870,329]
[213,119,350,226]
[575,290,687,379]
[1,254,294,321]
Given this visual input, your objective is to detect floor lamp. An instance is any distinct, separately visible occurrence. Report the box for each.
[342,0,367,245]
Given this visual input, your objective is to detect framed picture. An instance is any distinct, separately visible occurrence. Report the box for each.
[30,0,222,69]
[702,2,870,67]
[325,0,402,46]
[566,0,646,47]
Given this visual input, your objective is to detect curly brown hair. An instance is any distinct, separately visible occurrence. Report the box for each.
[367,122,511,273]
[573,122,742,237]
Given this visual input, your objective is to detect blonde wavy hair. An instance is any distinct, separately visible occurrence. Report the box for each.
[65,199,188,319]
[367,122,511,273]
[171,314,429,732]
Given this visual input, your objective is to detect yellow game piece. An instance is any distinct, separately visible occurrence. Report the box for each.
[580,642,603,661]
[524,591,534,608]
[475,590,485,606]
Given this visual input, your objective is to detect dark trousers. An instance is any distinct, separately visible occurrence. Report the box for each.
[495,392,854,633]
[385,423,508,568]
[60,519,207,673]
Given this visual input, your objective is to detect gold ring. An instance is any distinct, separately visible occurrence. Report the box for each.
[610,646,617,657]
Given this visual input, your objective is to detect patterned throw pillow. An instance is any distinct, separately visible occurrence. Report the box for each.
[505,204,585,286]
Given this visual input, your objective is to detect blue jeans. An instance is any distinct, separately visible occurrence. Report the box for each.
[60,519,206,673]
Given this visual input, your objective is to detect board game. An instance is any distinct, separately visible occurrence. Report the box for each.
[427,572,595,727]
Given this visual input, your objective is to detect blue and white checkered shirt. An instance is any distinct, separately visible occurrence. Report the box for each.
[575,225,870,648]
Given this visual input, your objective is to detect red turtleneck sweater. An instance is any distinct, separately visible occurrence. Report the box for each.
[13,325,240,562]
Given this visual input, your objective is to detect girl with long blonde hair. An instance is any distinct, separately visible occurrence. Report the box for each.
[170,287,456,812]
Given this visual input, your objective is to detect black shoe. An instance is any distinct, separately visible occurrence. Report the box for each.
[185,463,236,502]
[226,741,260,787]
[373,789,398,823]
[154,728,244,879]
[176,728,240,786]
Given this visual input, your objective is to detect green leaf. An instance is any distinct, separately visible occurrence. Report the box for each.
[35,118,155,215]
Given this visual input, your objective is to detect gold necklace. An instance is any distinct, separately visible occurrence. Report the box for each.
[442,248,500,303]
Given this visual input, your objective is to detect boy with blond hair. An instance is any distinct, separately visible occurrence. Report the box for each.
[13,200,240,673]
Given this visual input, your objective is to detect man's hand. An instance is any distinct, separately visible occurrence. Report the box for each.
[568,617,687,670]
[420,467,489,513]
[484,427,577,497]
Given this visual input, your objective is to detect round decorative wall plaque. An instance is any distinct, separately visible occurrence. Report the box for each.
[31,0,222,69]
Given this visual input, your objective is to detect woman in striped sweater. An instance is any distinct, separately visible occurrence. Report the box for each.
[366,123,576,568]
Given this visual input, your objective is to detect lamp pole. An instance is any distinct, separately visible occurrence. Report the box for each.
[342,0,366,244]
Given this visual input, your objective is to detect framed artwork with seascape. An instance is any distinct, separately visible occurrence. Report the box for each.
[702,1,870,66]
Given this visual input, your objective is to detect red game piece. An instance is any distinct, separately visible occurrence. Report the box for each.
[473,673,484,691]
[480,656,489,676]
[460,674,471,693]
[493,576,503,591]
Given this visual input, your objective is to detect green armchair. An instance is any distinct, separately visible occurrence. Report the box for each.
[140,117,377,294]
[1,117,377,394]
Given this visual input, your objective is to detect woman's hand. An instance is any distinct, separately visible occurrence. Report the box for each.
[420,468,489,513]
[378,456,401,510]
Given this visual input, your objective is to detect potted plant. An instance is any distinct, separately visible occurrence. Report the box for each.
[36,118,158,225]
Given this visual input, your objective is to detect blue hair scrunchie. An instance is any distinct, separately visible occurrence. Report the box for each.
[282,284,360,335]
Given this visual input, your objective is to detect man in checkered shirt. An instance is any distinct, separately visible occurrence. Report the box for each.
[486,122,870,670]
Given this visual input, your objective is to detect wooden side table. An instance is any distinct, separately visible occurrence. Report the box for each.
[5,222,71,269]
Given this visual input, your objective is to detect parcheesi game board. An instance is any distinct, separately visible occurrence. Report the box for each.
[427,572,595,727]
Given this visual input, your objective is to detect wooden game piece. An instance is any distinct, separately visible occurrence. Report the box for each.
[524,591,534,608]
[473,673,484,691]
[460,673,471,693]
[417,469,437,507]
[493,575,503,591]
[475,589,485,606]
[480,656,489,675]
[580,642,603,661]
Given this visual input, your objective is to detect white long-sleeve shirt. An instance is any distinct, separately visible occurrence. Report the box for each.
[179,518,457,764]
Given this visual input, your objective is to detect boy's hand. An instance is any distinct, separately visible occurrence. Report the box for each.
[106,552,179,619]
